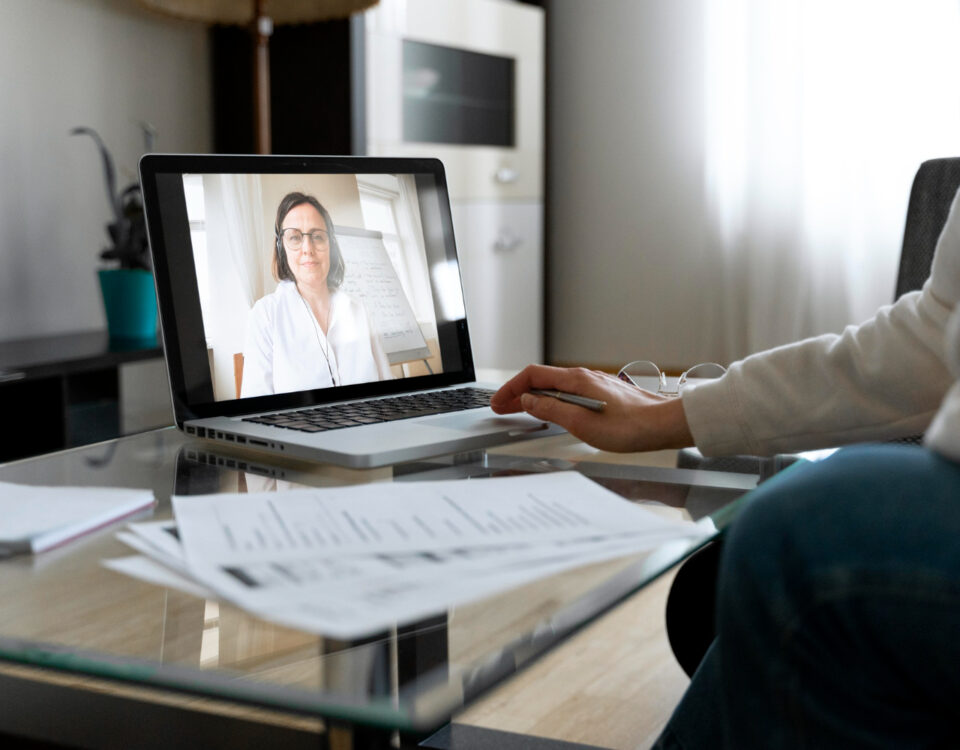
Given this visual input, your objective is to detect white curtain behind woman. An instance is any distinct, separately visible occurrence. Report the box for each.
[203,173,267,400]
[217,173,266,306]
[703,0,960,360]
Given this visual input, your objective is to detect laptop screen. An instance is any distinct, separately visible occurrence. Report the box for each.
[140,156,474,424]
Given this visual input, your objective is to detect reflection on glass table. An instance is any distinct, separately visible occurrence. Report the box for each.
[0,427,757,740]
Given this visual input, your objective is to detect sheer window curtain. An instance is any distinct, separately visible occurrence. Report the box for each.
[203,174,267,399]
[218,174,267,307]
[703,0,960,361]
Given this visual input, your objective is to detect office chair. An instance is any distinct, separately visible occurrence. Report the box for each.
[895,157,960,297]
[666,157,960,678]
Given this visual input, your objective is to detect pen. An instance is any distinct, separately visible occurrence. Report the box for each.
[529,389,607,412]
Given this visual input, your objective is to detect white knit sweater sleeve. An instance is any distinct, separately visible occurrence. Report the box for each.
[682,186,960,457]
[924,307,960,462]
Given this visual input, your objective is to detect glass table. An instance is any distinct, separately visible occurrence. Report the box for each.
[0,427,758,748]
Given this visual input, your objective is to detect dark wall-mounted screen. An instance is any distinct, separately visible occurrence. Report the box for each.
[402,40,515,147]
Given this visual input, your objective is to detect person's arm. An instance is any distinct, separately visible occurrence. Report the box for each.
[356,299,393,380]
[496,202,960,456]
[491,365,694,452]
[681,284,953,456]
[685,182,960,457]
[494,283,953,457]
[493,286,952,456]
[240,301,275,398]
[926,305,960,462]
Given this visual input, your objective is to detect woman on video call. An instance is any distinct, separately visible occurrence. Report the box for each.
[241,192,391,398]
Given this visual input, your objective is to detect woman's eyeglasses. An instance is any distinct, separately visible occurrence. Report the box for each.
[617,360,727,397]
[281,228,329,251]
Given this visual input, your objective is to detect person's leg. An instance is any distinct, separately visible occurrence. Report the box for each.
[664,538,723,677]
[651,637,723,749]
[718,444,960,748]
[655,444,960,749]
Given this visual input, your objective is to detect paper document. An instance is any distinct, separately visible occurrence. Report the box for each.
[171,472,687,560]
[116,522,187,574]
[110,473,711,638]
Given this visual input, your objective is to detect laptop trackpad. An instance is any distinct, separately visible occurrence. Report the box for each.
[420,412,550,436]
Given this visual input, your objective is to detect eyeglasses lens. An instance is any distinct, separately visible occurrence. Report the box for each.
[677,362,727,391]
[283,229,328,250]
[617,360,665,391]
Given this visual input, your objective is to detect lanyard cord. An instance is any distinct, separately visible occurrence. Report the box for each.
[297,292,340,387]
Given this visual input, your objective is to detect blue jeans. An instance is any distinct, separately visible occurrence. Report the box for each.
[654,444,960,749]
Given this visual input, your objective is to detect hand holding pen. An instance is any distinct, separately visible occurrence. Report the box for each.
[529,389,607,412]
[490,364,695,454]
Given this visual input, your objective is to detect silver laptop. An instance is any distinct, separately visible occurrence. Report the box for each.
[140,154,559,468]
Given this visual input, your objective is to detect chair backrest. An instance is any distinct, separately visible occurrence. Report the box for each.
[896,157,960,299]
[233,352,244,399]
[889,158,960,445]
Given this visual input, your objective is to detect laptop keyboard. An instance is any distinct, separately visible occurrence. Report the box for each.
[242,387,496,434]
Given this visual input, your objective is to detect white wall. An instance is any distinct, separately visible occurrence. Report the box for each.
[0,0,211,342]
[546,0,712,370]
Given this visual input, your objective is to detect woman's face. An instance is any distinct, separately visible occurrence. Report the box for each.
[280,203,331,290]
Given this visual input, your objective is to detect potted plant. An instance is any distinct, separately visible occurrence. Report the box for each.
[72,125,157,340]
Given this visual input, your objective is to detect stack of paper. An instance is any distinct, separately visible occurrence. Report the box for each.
[105,472,711,638]
[0,482,155,555]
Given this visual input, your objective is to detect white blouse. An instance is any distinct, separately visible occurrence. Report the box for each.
[241,281,392,398]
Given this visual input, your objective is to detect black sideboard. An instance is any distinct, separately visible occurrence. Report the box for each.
[0,330,163,462]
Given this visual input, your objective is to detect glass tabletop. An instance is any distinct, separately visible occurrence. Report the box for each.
[0,428,757,732]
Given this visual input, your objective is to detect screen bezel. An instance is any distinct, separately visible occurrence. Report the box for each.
[139,154,475,426]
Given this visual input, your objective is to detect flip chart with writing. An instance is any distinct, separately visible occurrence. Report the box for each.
[336,226,431,365]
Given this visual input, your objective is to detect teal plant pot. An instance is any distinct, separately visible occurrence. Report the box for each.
[97,268,158,340]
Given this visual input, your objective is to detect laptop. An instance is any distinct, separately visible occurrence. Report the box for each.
[140,154,560,468]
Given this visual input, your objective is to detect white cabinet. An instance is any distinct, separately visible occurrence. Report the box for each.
[363,0,545,368]
[364,0,544,201]
[451,200,543,369]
